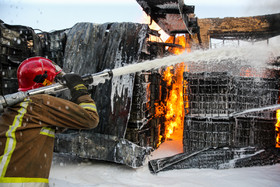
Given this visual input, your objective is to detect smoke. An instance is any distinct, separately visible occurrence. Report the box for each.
[245,0,280,16]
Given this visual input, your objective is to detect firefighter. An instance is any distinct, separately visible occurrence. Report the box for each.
[0,57,99,186]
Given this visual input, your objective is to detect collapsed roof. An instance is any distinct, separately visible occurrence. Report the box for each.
[136,0,199,35]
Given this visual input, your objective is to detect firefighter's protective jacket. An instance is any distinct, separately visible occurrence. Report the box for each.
[0,94,99,187]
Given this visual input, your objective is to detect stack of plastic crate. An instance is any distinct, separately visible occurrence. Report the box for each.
[183,71,279,153]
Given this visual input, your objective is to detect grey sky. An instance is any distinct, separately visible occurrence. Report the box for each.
[0,0,279,32]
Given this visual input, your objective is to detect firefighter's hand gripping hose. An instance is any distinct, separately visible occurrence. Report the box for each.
[60,73,89,102]
[0,69,113,112]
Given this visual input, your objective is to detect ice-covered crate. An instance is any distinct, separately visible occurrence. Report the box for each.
[233,117,276,148]
[233,77,279,118]
[184,72,234,117]
[183,72,279,118]
[183,116,276,153]
[183,117,234,153]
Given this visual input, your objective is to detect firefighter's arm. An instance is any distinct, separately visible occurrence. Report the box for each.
[41,73,99,129]
[62,73,99,128]
[39,94,99,130]
[75,94,99,128]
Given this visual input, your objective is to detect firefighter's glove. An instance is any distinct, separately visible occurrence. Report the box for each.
[62,73,88,102]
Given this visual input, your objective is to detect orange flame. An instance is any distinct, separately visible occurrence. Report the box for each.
[164,63,185,140]
[154,102,164,117]
[163,35,190,140]
[163,66,173,86]
[165,35,191,55]
[275,110,280,148]
[154,34,190,145]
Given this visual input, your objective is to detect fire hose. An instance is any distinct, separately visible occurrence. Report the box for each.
[0,69,113,112]
[0,52,181,113]
[0,51,195,113]
[0,52,177,113]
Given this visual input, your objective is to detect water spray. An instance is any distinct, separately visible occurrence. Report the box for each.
[0,53,188,112]
[1,40,280,112]
[230,104,280,117]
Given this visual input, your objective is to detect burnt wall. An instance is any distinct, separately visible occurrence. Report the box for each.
[53,22,159,167]
[62,22,150,138]
[198,13,280,48]
[0,21,158,167]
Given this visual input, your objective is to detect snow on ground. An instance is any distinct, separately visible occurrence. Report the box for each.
[49,140,280,187]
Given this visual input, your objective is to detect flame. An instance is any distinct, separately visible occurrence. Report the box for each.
[183,82,189,114]
[165,35,191,55]
[275,110,280,148]
[163,66,173,86]
[164,63,185,140]
[154,102,164,117]
[163,34,190,140]
[154,34,191,145]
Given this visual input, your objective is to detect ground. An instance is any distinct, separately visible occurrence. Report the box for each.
[49,140,280,187]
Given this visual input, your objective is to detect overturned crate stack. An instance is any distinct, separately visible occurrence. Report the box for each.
[183,71,279,154]
[126,71,164,148]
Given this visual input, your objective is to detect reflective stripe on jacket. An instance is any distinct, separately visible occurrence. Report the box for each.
[0,178,48,187]
[0,94,99,186]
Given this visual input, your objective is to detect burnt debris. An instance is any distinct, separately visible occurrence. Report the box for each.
[0,21,169,168]
[149,147,280,174]
[1,1,280,170]
[136,0,199,35]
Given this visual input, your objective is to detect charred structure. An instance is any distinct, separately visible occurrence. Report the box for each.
[136,0,199,35]
[1,0,280,171]
[199,13,280,48]
[0,20,174,167]
[137,0,280,172]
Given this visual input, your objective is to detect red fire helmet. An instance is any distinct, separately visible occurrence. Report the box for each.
[17,57,61,91]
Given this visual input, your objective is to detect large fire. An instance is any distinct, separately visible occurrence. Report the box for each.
[155,34,190,145]
[163,63,185,140]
